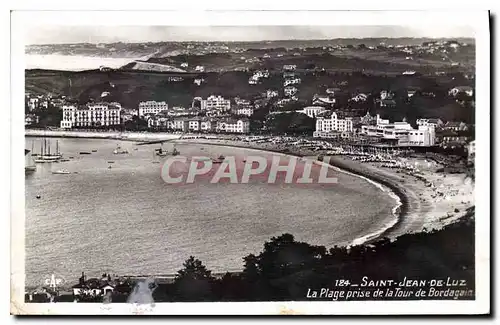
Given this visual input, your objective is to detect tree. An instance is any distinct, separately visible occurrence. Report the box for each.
[173,256,215,301]
[242,254,260,282]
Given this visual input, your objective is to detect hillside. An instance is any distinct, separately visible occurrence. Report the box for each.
[25,64,475,123]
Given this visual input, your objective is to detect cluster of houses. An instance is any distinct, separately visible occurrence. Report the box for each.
[276,64,301,107]
[25,272,133,302]
[248,69,270,85]
[312,108,474,148]
[141,96,250,133]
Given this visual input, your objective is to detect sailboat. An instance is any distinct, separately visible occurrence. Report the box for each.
[155,143,168,157]
[34,139,62,163]
[25,149,36,175]
[152,151,160,164]
[30,141,39,157]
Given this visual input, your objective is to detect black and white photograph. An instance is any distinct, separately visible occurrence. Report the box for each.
[9,10,490,315]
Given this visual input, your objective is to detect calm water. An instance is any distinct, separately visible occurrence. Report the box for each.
[25,137,396,287]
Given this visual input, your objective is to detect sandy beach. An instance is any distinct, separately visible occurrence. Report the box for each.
[25,129,182,142]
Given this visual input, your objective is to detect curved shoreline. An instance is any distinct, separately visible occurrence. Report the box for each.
[173,139,407,246]
[24,130,411,246]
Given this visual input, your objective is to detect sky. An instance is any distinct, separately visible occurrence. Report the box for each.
[25,26,475,45]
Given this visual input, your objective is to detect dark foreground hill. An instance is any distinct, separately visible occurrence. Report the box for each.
[53,207,475,303]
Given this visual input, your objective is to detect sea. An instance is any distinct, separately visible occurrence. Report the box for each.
[25,55,135,71]
[24,137,397,288]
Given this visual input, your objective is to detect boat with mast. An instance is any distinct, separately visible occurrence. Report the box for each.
[25,149,36,174]
[34,139,62,163]
[155,143,168,157]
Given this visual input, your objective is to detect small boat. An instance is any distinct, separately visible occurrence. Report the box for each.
[80,152,91,155]
[69,156,75,159]
[60,158,70,162]
[113,146,129,154]
[52,169,71,175]
[91,149,98,152]
[134,148,139,151]
[212,155,225,164]
[155,144,169,157]
[172,147,180,156]
[36,195,41,199]
[25,166,36,175]
[152,161,160,164]
[107,161,115,164]
[108,166,112,169]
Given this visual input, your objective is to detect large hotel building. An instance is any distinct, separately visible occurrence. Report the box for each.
[60,102,122,129]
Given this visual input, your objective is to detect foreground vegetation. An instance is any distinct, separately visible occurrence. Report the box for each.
[94,207,474,302]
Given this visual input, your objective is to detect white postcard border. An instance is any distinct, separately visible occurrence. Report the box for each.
[10,10,490,315]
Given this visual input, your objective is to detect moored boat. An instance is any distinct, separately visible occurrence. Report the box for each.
[212,154,225,164]
[52,169,71,175]
[113,145,129,154]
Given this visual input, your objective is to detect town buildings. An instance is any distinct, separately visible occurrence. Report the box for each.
[416,118,444,128]
[468,140,476,162]
[216,118,250,133]
[360,115,436,146]
[60,102,122,129]
[297,106,327,118]
[312,94,336,106]
[449,86,474,97]
[232,106,254,117]
[138,101,168,117]
[200,95,231,114]
[147,116,250,134]
[314,111,354,137]
[284,86,298,97]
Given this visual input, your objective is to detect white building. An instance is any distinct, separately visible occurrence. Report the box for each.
[60,102,122,129]
[350,93,368,102]
[266,90,279,98]
[468,140,476,162]
[315,112,354,135]
[312,95,336,106]
[380,90,394,100]
[200,119,215,132]
[449,86,474,97]
[407,90,417,98]
[284,86,298,97]
[297,106,327,118]
[216,118,250,133]
[201,95,231,113]
[416,118,443,128]
[284,78,301,87]
[233,106,254,117]
[138,101,168,117]
[360,115,436,146]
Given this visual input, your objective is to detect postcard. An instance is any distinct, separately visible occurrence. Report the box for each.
[10,10,490,315]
